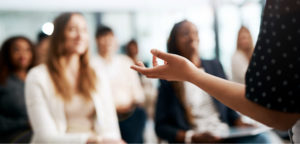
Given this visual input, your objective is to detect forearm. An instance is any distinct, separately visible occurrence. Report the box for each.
[187,68,300,130]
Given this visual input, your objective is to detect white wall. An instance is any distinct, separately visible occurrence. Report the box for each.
[0,0,264,74]
[0,11,97,54]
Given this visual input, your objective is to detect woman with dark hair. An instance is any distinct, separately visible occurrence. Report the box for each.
[154,20,273,143]
[125,39,157,118]
[25,13,123,143]
[0,36,35,142]
[125,39,139,64]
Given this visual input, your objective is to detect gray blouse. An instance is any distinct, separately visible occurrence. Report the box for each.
[0,75,30,135]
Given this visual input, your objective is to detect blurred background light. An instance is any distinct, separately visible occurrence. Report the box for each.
[41,22,54,36]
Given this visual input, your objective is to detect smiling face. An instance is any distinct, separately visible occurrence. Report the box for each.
[63,14,89,56]
[10,38,33,70]
[175,21,200,59]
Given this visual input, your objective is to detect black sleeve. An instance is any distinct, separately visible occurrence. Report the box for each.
[245,0,300,113]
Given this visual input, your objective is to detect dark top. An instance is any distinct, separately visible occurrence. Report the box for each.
[155,59,240,142]
[245,0,300,113]
[0,75,30,138]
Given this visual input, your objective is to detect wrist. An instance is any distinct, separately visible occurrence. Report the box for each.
[186,67,203,83]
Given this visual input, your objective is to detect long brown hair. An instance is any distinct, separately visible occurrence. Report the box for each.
[0,36,35,84]
[167,20,195,126]
[237,26,254,60]
[46,12,96,101]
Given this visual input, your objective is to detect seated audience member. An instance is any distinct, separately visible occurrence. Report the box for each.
[231,26,254,84]
[0,36,35,143]
[35,31,50,65]
[155,20,272,143]
[125,39,148,66]
[125,39,139,65]
[25,13,122,143]
[92,26,146,143]
[125,39,157,118]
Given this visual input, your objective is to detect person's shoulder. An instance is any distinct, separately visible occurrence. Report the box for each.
[26,64,49,83]
[90,55,109,75]
[232,51,245,59]
[93,68,111,99]
[91,54,103,61]
[90,55,104,67]
[27,64,48,76]
[116,54,134,65]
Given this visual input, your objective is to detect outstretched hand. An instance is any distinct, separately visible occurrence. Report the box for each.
[130,49,197,81]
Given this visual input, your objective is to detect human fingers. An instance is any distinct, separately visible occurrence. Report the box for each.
[130,65,159,76]
[201,133,222,142]
[130,65,148,74]
[206,133,222,142]
[164,60,168,65]
[153,56,158,67]
[136,61,145,67]
[150,49,174,62]
[100,139,126,144]
[131,64,167,78]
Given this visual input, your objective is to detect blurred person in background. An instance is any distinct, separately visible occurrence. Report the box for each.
[231,26,254,84]
[34,31,50,65]
[125,39,157,118]
[125,39,139,65]
[25,12,123,144]
[125,39,158,143]
[231,26,256,125]
[0,36,35,143]
[154,20,273,143]
[93,26,146,143]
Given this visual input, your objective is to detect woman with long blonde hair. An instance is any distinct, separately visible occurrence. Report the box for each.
[25,12,123,144]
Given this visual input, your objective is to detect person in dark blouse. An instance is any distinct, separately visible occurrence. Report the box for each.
[0,36,35,143]
[131,0,300,143]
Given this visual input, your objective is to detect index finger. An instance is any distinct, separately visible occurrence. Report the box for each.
[151,49,174,62]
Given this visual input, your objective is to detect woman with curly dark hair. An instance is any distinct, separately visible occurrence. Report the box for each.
[0,36,35,143]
